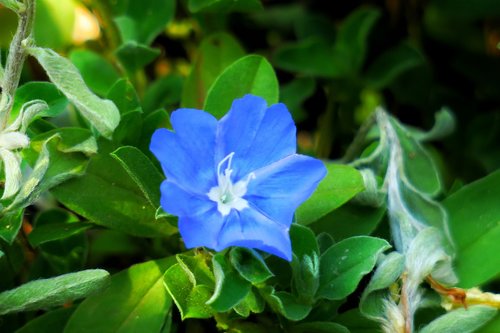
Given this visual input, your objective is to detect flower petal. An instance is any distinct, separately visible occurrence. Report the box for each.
[150,109,218,193]
[178,208,225,250]
[216,208,292,261]
[246,154,327,225]
[216,95,296,180]
[160,180,214,217]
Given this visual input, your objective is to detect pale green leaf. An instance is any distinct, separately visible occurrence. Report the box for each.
[28,47,120,139]
[0,269,109,315]
[420,306,497,333]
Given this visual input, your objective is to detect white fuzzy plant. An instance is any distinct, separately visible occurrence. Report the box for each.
[351,108,497,332]
[0,0,119,218]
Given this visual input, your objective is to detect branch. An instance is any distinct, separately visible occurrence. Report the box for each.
[0,0,36,128]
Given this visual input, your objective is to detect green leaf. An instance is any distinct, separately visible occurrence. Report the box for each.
[143,75,183,113]
[70,50,120,96]
[334,7,381,73]
[12,82,68,122]
[443,170,500,287]
[25,127,98,156]
[51,148,177,238]
[290,225,320,303]
[392,119,442,196]
[260,287,311,321]
[317,236,390,300]
[115,42,161,72]
[274,39,349,78]
[206,252,251,312]
[203,55,279,119]
[360,252,405,318]
[0,0,25,12]
[176,252,215,287]
[111,146,163,208]
[280,77,316,122]
[107,79,142,115]
[296,163,365,225]
[188,0,262,13]
[138,109,171,152]
[28,222,91,247]
[163,263,214,319]
[478,314,500,333]
[0,209,24,244]
[112,110,143,145]
[311,203,386,241]
[28,47,120,139]
[229,247,274,284]
[65,258,174,333]
[290,224,319,259]
[427,0,500,21]
[15,307,75,333]
[290,322,349,333]
[34,0,76,49]
[6,132,90,215]
[114,0,176,45]
[413,107,456,142]
[233,288,265,317]
[336,309,380,333]
[181,32,245,109]
[0,269,109,315]
[364,42,423,89]
[420,306,497,333]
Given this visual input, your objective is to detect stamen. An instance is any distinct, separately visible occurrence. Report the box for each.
[208,152,256,216]
[217,152,235,177]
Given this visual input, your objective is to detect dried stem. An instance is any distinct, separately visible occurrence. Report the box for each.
[426,275,467,308]
[0,0,36,129]
[400,273,412,333]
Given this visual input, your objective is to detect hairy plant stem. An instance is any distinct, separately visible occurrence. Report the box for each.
[341,112,376,163]
[400,273,412,333]
[0,0,36,129]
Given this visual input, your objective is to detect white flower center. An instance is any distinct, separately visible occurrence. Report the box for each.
[207,152,255,216]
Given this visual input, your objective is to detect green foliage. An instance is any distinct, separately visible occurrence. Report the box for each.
[188,0,262,13]
[12,82,68,121]
[114,0,175,46]
[64,258,174,333]
[296,163,365,225]
[111,146,163,207]
[0,269,109,315]
[444,170,500,287]
[204,55,279,118]
[0,0,499,332]
[317,237,391,300]
[28,47,120,139]
[420,306,497,333]
[70,50,120,97]
[51,149,177,238]
[181,32,245,109]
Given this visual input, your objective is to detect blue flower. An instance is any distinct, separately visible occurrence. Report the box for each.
[150,94,326,261]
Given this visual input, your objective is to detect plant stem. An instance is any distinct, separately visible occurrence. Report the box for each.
[0,0,36,129]
[341,112,376,163]
[400,273,412,333]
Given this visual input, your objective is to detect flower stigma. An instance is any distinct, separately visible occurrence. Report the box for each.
[208,152,256,216]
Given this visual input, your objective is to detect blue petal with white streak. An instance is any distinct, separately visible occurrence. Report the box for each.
[150,94,326,261]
